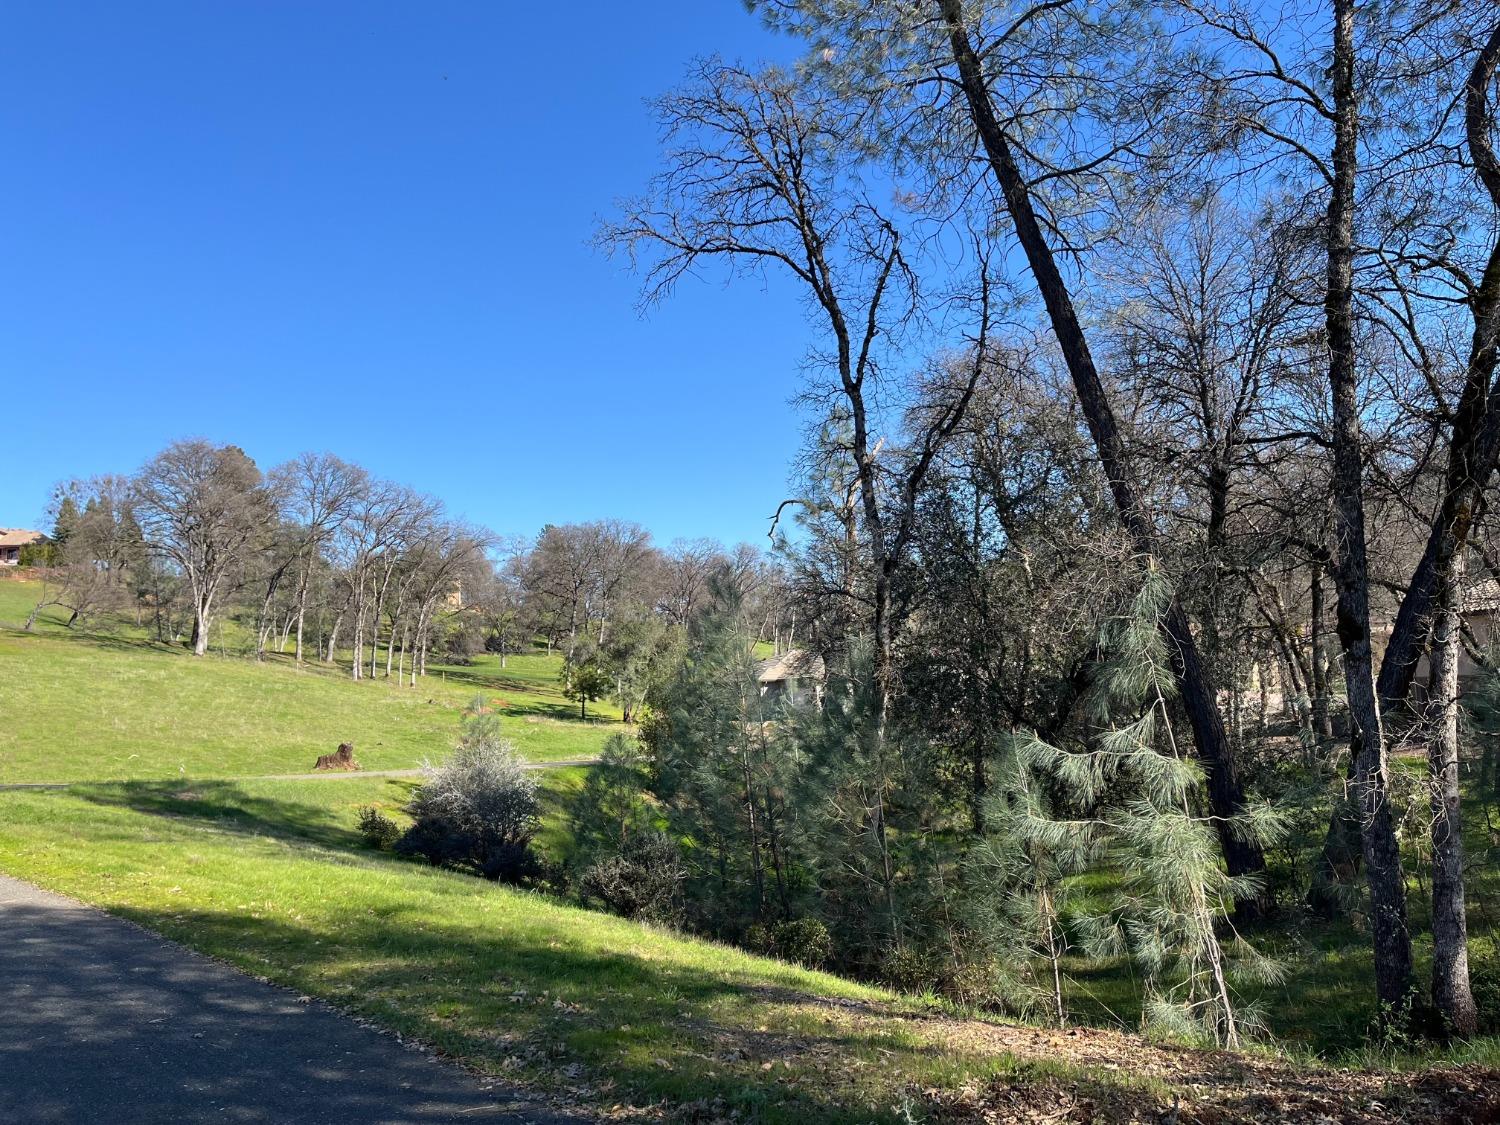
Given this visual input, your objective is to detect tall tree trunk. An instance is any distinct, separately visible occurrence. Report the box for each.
[385,609,399,678]
[326,607,345,665]
[1323,0,1413,1015]
[350,580,364,681]
[1315,20,1500,920]
[1311,566,1335,744]
[1427,552,1478,1036]
[294,565,311,663]
[937,0,1264,892]
[741,759,767,919]
[191,586,212,657]
[1424,28,1500,1036]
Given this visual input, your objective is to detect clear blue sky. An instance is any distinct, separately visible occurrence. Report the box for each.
[0,2,813,548]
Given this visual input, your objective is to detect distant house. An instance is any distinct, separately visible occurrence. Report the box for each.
[755,649,825,708]
[0,529,45,567]
[1444,577,1500,687]
[1376,577,1500,696]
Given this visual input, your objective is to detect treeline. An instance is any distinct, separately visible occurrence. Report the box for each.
[29,440,786,693]
[563,1,1500,1046]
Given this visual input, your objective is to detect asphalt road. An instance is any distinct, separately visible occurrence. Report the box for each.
[0,874,588,1124]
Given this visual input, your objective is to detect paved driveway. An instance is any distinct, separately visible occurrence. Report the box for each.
[0,874,586,1124]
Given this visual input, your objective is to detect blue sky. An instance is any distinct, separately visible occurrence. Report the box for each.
[0,2,814,548]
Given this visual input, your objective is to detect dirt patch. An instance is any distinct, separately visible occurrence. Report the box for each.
[681,995,1500,1125]
[905,1018,1500,1124]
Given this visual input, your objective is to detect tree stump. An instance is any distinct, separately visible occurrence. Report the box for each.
[313,742,360,771]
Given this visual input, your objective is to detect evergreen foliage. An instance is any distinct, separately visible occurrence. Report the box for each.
[560,650,612,720]
[1019,567,1285,1047]
[647,578,804,936]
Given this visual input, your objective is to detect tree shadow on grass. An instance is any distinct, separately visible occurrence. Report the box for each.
[98,897,972,1125]
[73,779,420,853]
[422,661,622,725]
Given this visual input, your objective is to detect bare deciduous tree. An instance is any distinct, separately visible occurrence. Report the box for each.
[133,440,269,657]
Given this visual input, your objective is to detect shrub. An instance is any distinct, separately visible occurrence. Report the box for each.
[1472,958,1500,1035]
[356,806,402,850]
[579,831,685,924]
[880,946,932,995]
[570,733,656,859]
[393,716,541,883]
[750,917,834,969]
[769,917,834,969]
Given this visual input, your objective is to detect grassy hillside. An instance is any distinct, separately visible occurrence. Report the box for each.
[0,783,927,1123]
[0,577,617,781]
[4,572,1499,1121]
[2,781,1495,1123]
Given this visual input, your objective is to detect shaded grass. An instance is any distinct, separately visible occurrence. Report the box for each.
[57,770,587,866]
[0,785,1069,1123]
[7,573,1499,1079]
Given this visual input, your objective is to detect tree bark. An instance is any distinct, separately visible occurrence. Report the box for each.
[1315,20,1500,918]
[937,0,1264,891]
[1322,0,1413,1015]
[1311,566,1335,743]
[191,589,213,657]
[294,565,311,663]
[1427,550,1478,1036]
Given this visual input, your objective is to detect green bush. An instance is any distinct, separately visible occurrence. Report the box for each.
[1472,958,1500,1035]
[880,946,932,994]
[356,806,402,850]
[764,917,834,969]
[579,831,685,924]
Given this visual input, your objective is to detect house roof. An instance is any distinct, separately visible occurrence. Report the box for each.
[755,649,825,684]
[1464,578,1500,614]
[0,529,44,549]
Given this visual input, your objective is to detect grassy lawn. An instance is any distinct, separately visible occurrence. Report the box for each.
[0,577,618,782]
[4,573,1499,1121]
[0,783,1047,1124]
[1,778,1493,1122]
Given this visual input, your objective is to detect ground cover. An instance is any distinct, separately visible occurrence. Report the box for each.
[1,784,1496,1124]
[0,578,616,781]
[4,572,1500,1121]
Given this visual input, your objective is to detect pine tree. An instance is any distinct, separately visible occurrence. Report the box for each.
[1020,564,1284,1047]
[52,494,79,551]
[647,578,804,933]
[963,739,1099,1026]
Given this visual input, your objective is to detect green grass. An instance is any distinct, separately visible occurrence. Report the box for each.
[0,782,1070,1123]
[0,578,618,782]
[4,769,580,862]
[0,775,1490,1122]
[4,571,1498,1118]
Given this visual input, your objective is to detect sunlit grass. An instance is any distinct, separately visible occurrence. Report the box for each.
[0,784,1061,1123]
[0,578,618,781]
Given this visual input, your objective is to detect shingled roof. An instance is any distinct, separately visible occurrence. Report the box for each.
[755,649,825,684]
[0,529,44,549]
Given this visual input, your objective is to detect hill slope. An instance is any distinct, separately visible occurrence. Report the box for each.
[0,577,616,781]
[0,783,1496,1124]
[2,573,1498,1121]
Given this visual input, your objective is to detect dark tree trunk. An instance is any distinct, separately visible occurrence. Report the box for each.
[1314,20,1500,919]
[1322,0,1413,1015]
[1311,566,1335,744]
[937,0,1264,892]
